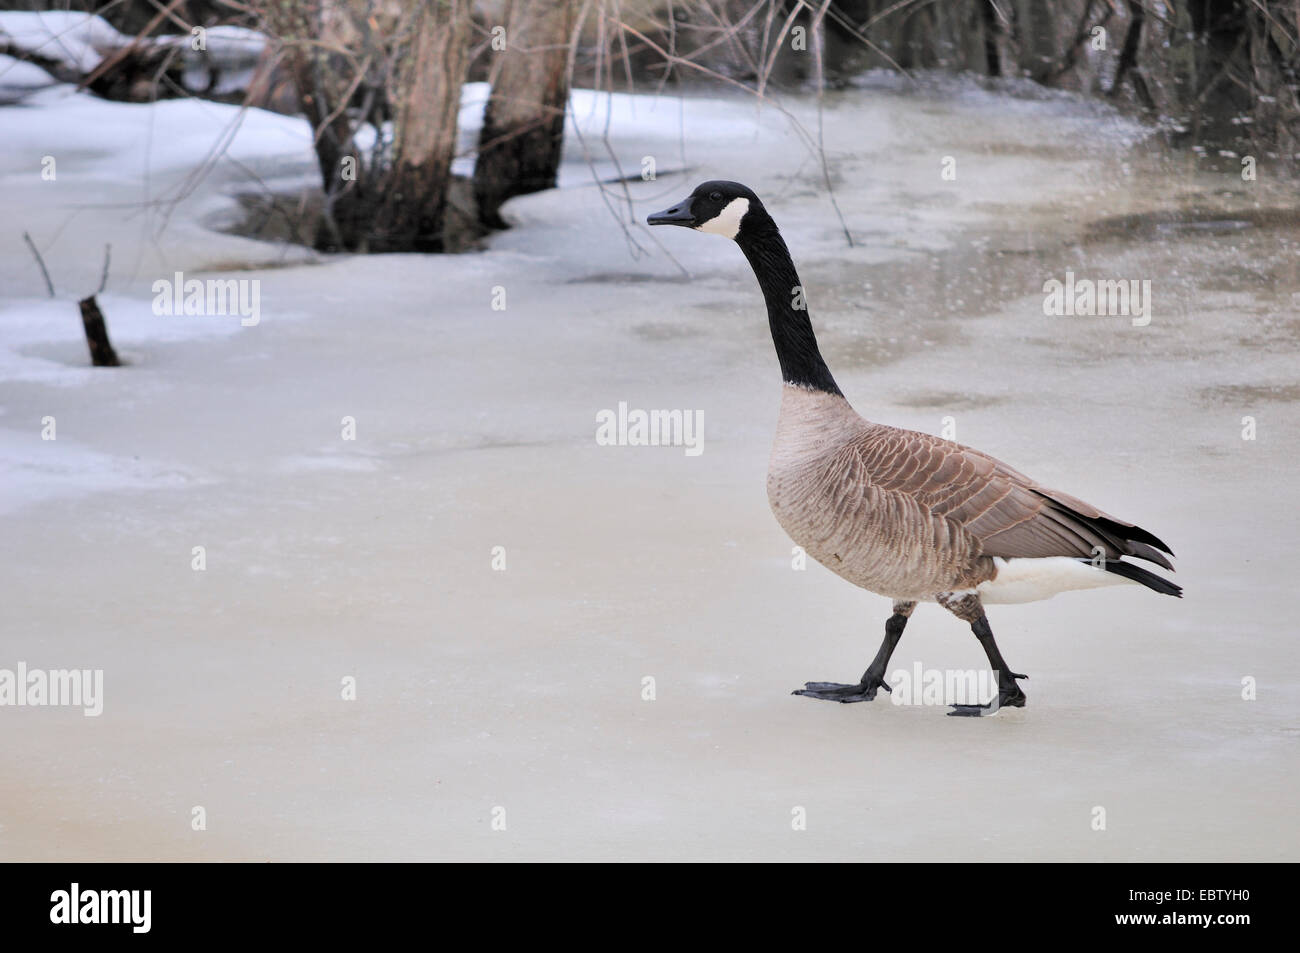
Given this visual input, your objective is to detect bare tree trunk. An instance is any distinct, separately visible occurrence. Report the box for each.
[473,0,577,230]
[261,1,371,249]
[980,0,1002,77]
[370,0,471,251]
[78,296,120,367]
[259,0,470,252]
[1110,0,1155,109]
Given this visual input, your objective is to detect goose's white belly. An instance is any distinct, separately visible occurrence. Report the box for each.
[976,556,1131,604]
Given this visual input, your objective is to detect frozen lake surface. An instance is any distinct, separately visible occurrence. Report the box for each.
[1,75,1297,860]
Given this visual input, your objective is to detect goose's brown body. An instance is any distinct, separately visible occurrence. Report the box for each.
[767,385,1167,602]
[768,387,986,599]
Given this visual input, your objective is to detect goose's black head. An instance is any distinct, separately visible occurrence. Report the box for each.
[646,180,766,241]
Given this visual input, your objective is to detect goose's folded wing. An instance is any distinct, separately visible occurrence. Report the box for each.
[851,426,1175,569]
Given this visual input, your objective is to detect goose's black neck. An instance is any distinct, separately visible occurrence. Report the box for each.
[735,214,842,397]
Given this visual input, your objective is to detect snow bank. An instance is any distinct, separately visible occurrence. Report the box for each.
[0,52,58,101]
[0,11,125,73]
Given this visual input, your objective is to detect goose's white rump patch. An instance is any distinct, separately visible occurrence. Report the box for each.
[976,556,1132,604]
[698,197,749,238]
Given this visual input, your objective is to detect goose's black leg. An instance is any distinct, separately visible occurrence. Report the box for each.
[939,596,1028,717]
[794,601,916,703]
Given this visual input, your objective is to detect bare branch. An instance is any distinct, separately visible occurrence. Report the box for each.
[22,232,56,298]
[97,244,112,296]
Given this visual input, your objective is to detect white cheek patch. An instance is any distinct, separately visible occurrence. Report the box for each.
[697,197,749,239]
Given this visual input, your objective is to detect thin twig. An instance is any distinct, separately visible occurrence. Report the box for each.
[809,0,852,247]
[97,244,112,295]
[22,232,56,298]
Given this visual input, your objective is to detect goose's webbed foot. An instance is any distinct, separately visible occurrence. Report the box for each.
[947,675,1027,717]
[793,671,890,703]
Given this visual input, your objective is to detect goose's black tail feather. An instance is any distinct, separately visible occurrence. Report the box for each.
[1032,490,1177,571]
[1078,557,1183,598]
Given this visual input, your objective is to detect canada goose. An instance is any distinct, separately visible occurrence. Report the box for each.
[648,181,1181,715]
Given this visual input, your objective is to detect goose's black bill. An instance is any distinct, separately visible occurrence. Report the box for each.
[647,199,696,227]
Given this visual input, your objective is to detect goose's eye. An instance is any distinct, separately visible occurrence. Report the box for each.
[709,191,723,202]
